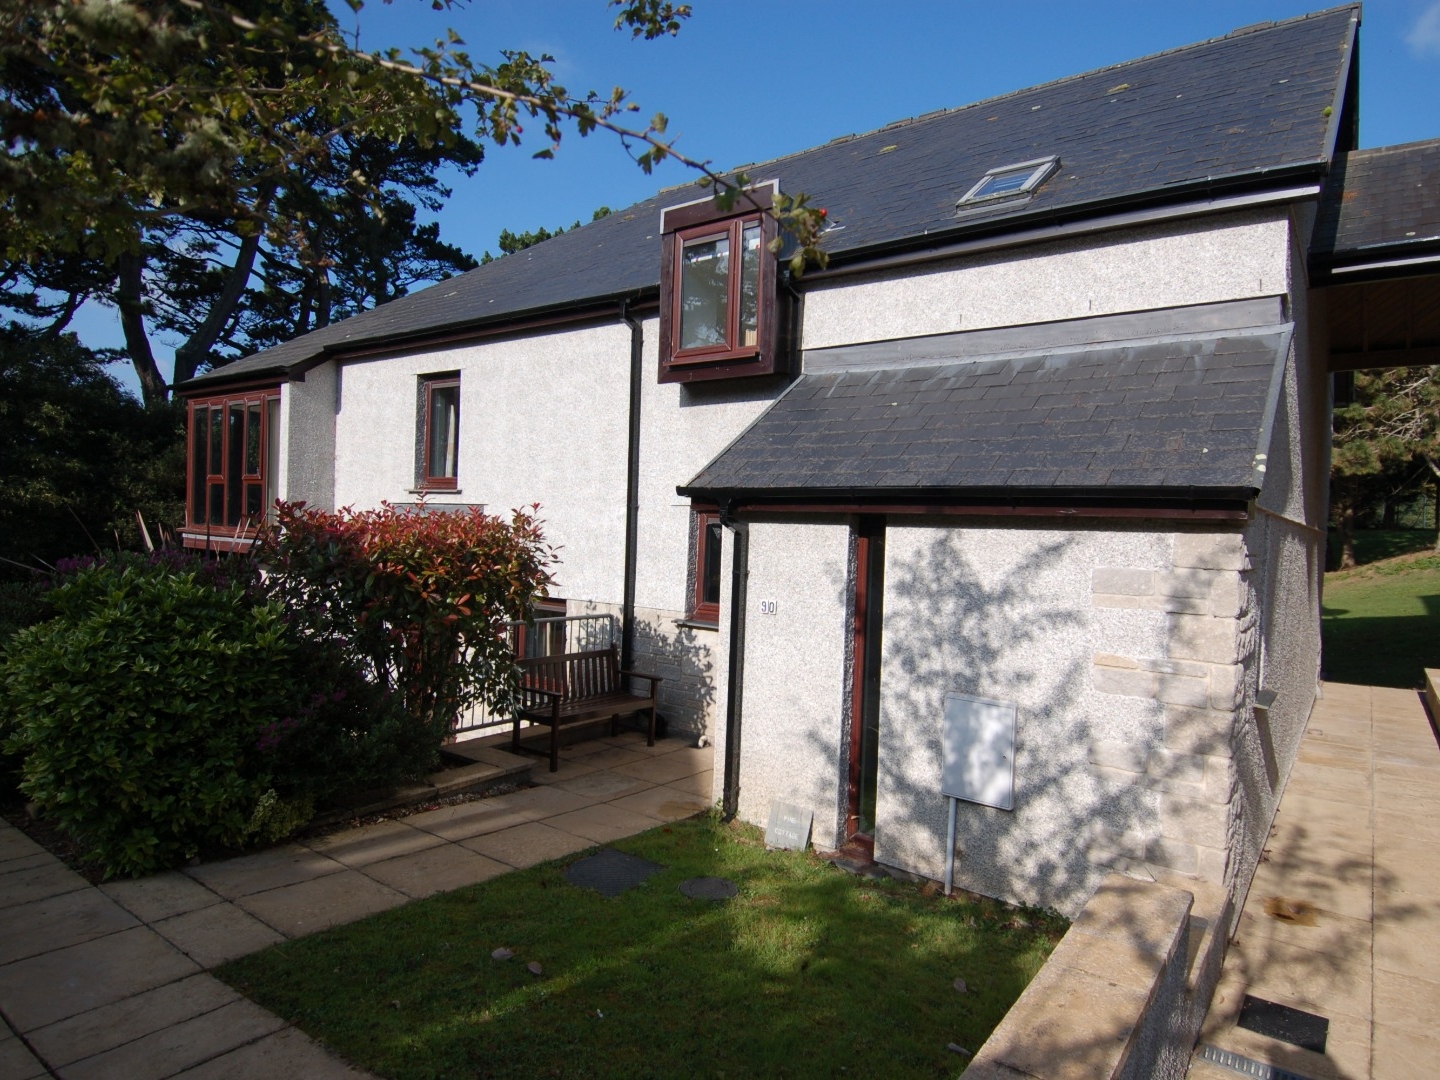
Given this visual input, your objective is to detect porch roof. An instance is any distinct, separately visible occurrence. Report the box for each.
[1312,138,1440,279]
[678,328,1291,506]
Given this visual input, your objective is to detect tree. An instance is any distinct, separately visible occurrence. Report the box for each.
[0,327,184,575]
[1331,365,1440,567]
[480,206,612,264]
[2,1,827,405]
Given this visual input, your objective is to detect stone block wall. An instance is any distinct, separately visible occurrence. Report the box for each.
[1089,532,1253,889]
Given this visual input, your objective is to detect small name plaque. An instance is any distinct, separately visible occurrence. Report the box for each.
[765,801,814,851]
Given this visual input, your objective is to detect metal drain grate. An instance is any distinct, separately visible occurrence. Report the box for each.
[1237,995,1328,1053]
[1195,1044,1318,1080]
[564,848,665,897]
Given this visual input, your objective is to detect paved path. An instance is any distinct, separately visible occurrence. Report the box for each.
[0,732,712,1079]
[1191,683,1440,1080]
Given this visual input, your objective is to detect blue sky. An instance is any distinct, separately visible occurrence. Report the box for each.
[78,1,1440,395]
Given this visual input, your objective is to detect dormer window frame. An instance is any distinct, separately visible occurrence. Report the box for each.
[658,181,783,384]
[955,156,1059,215]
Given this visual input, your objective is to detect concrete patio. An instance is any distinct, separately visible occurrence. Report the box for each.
[1191,683,1440,1080]
[0,730,713,1079]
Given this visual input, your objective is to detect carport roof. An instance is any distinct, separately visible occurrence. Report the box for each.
[1311,139,1440,277]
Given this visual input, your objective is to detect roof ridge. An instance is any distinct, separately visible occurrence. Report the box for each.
[720,4,1361,181]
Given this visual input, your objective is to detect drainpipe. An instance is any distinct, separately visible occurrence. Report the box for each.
[721,504,749,821]
[619,301,644,672]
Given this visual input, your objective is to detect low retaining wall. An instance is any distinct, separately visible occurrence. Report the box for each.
[1425,669,1440,727]
[964,873,1228,1079]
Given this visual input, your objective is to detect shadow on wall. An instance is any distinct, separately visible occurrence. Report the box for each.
[865,528,1157,916]
[632,614,716,738]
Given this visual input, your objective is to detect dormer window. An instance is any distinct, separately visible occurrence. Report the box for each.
[956,156,1059,214]
[659,183,783,384]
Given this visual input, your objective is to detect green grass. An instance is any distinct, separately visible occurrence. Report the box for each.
[1322,550,1440,688]
[1326,527,1438,569]
[219,815,1064,1079]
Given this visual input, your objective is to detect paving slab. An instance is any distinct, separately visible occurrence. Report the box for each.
[1372,1022,1440,1079]
[504,784,603,819]
[170,1025,375,1079]
[543,803,663,845]
[26,973,240,1068]
[403,798,534,842]
[152,902,287,968]
[527,758,602,784]
[0,826,45,865]
[0,1033,48,1080]
[612,751,710,786]
[608,785,711,823]
[360,843,510,899]
[60,997,285,1080]
[0,925,199,1031]
[460,821,595,869]
[101,870,224,923]
[0,886,139,965]
[665,769,715,798]
[301,819,444,868]
[235,869,407,937]
[570,745,648,769]
[0,857,90,910]
[185,844,347,900]
[549,768,653,801]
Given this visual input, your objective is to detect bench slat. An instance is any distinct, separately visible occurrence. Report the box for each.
[513,645,659,771]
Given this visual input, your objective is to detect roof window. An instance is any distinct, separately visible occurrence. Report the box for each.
[956,156,1058,214]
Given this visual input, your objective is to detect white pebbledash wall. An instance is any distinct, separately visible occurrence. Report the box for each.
[326,317,782,739]
[723,206,1325,916]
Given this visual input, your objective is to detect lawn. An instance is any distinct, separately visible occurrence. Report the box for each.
[219,814,1065,1079]
[1322,549,1440,688]
[1326,527,1438,569]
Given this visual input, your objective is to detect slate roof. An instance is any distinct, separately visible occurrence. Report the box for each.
[186,6,1358,389]
[1311,138,1440,271]
[678,330,1290,501]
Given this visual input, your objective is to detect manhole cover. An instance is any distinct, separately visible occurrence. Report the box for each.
[564,848,665,897]
[679,876,738,901]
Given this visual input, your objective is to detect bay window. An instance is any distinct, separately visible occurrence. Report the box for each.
[184,388,280,546]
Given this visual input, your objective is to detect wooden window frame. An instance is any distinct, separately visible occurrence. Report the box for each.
[182,387,280,547]
[419,375,460,492]
[691,511,722,625]
[659,195,781,384]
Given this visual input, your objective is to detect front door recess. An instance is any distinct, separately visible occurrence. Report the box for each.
[846,517,885,841]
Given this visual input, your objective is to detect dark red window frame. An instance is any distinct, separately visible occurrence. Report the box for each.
[692,511,722,625]
[658,192,781,385]
[420,375,460,491]
[183,387,280,548]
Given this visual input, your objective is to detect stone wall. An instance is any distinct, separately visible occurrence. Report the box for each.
[1088,531,1251,889]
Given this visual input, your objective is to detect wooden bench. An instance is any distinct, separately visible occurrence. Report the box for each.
[511,645,662,772]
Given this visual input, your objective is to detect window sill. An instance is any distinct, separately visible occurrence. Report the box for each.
[408,487,462,496]
[674,618,720,632]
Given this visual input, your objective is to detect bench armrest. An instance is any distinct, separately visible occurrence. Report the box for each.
[519,686,563,703]
[618,669,663,687]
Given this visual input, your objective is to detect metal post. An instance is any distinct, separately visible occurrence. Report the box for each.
[944,796,958,897]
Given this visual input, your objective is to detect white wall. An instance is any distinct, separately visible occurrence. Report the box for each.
[801,209,1292,351]
[333,323,631,605]
[281,364,336,511]
[876,522,1174,914]
[731,519,852,849]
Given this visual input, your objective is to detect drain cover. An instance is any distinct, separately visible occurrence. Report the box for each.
[564,848,665,897]
[1196,1044,1318,1080]
[679,876,738,901]
[1237,995,1329,1053]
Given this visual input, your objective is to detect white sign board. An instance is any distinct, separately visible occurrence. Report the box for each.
[942,692,1016,810]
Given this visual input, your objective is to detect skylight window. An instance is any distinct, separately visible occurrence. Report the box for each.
[956,156,1059,213]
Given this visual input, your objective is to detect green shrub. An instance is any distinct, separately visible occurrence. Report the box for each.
[2,559,297,876]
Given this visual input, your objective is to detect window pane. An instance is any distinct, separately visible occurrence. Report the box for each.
[427,383,459,480]
[245,482,262,520]
[679,233,730,350]
[245,402,262,476]
[265,398,280,522]
[208,406,223,475]
[702,520,722,606]
[208,483,224,525]
[226,403,244,525]
[739,222,761,348]
[974,170,1032,198]
[191,408,207,523]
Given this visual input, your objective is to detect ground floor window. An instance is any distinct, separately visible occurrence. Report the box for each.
[185,389,281,543]
[691,511,722,625]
